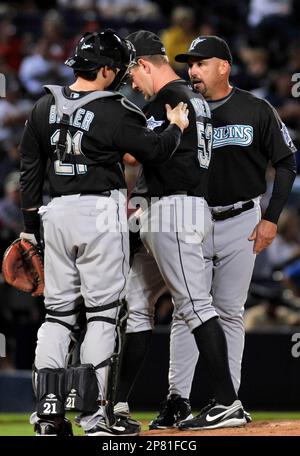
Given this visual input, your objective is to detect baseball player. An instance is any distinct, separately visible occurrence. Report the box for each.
[149,36,297,430]
[19,29,189,437]
[115,31,248,430]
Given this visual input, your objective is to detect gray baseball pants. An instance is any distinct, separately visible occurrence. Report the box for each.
[35,192,128,412]
[169,198,261,396]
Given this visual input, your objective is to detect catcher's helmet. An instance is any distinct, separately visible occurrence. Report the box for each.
[65,29,136,72]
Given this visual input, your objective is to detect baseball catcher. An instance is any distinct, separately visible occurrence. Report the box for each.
[17,26,188,437]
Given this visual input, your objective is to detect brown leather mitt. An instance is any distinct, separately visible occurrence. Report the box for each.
[2,238,44,296]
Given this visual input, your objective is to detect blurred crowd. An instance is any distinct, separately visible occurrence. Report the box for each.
[0,0,300,370]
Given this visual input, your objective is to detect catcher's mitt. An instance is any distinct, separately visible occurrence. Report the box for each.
[2,238,44,296]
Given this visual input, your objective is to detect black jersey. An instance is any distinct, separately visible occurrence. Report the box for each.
[207,88,296,206]
[133,79,212,197]
[20,86,182,209]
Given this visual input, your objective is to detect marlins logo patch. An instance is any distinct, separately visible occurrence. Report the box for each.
[147,116,165,130]
[189,37,207,51]
[81,43,93,50]
[281,122,296,151]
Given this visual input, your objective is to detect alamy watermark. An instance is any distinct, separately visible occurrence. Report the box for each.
[0,333,6,357]
[94,191,206,242]
[291,333,300,358]
[291,73,300,98]
[0,73,6,98]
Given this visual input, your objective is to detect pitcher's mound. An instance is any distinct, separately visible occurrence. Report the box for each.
[141,420,300,436]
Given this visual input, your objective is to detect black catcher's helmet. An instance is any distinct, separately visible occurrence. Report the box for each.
[65,29,136,72]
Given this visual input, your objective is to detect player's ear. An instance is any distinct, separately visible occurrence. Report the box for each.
[139,58,151,74]
[98,66,106,79]
[102,66,110,78]
[219,60,229,75]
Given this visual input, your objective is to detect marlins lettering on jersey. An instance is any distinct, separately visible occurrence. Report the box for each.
[213,125,253,148]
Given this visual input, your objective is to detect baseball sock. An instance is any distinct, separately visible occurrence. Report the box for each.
[116,330,152,403]
[192,317,237,406]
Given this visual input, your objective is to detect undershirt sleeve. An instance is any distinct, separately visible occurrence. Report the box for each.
[263,153,297,224]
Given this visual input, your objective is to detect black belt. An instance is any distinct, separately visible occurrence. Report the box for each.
[52,191,111,199]
[144,192,196,205]
[158,192,188,199]
[212,200,254,221]
[85,191,111,197]
[154,191,198,199]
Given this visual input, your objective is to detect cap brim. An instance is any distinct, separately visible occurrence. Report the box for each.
[64,55,106,71]
[175,52,209,63]
[65,56,76,67]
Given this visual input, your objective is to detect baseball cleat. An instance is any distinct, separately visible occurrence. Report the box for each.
[244,409,252,423]
[178,399,246,430]
[149,394,193,430]
[74,413,90,427]
[85,416,140,436]
[30,413,73,436]
[113,402,141,431]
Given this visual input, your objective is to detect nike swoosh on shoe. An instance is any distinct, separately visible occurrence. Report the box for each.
[111,425,126,432]
[206,405,241,422]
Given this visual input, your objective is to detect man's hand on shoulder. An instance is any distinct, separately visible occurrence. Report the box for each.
[165,102,189,132]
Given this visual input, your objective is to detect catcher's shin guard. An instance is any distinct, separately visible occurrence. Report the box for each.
[106,299,127,426]
[101,353,119,427]
[88,299,128,426]
[65,364,99,413]
[36,368,67,418]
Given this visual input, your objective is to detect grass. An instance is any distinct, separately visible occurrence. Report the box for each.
[1,411,300,436]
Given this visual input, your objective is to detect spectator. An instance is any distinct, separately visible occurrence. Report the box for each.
[19,38,72,99]
[98,0,161,21]
[248,0,292,27]
[238,47,270,91]
[0,16,24,72]
[40,10,69,62]
[252,208,300,285]
[0,171,23,258]
[0,75,32,148]
[160,7,199,73]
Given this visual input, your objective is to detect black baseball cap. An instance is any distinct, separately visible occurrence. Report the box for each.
[175,36,232,65]
[126,30,166,58]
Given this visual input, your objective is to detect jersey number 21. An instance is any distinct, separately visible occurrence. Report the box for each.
[51,129,87,175]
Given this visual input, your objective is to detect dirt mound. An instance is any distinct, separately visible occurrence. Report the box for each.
[141,420,300,436]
